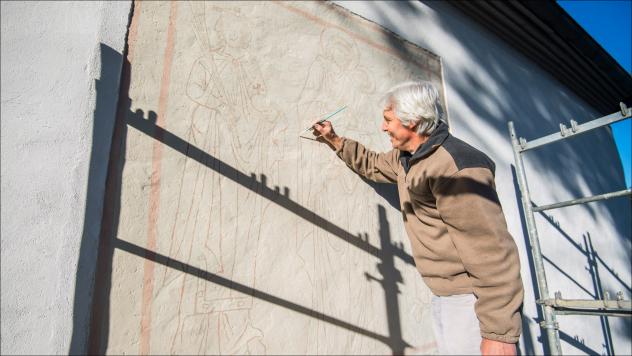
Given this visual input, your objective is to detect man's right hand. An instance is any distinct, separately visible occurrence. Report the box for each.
[312,121,343,151]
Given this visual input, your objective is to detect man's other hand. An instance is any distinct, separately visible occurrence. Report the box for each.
[480,338,516,355]
[312,121,343,150]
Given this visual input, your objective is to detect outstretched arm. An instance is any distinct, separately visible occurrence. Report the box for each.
[312,121,399,183]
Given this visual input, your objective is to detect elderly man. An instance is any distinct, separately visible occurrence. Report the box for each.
[312,81,524,355]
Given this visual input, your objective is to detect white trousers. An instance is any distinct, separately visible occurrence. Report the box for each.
[431,294,482,355]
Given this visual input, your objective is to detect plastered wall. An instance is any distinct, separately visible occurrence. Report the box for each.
[0,1,130,354]
[90,2,446,354]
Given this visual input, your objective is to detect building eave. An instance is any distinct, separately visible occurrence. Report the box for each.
[446,0,632,115]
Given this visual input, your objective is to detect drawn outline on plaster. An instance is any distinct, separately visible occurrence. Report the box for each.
[135,1,444,354]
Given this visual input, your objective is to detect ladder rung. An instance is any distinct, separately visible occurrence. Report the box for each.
[532,189,631,212]
[538,297,632,311]
[554,309,632,317]
[518,108,631,152]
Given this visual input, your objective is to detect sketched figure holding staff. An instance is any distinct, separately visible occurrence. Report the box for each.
[154,3,285,354]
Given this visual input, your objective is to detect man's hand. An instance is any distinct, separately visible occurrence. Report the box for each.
[480,338,516,356]
[312,121,343,151]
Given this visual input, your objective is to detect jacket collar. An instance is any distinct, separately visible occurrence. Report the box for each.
[399,121,449,173]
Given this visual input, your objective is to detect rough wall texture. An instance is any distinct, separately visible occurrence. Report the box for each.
[91,1,444,354]
[0,1,130,354]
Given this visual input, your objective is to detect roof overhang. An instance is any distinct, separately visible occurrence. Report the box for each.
[447,0,632,114]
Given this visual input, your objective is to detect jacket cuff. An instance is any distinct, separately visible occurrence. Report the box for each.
[334,137,348,155]
[481,332,519,344]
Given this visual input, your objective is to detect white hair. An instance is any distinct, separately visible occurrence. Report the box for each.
[381,81,445,135]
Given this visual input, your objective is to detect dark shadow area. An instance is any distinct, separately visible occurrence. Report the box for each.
[366,179,400,211]
[518,311,533,356]
[583,232,615,355]
[511,165,548,355]
[69,43,128,354]
[87,41,133,354]
[365,205,407,354]
[558,329,600,355]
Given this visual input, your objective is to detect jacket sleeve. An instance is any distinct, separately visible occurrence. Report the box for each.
[335,138,399,183]
[433,167,524,343]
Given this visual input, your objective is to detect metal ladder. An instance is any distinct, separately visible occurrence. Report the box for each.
[508,103,632,355]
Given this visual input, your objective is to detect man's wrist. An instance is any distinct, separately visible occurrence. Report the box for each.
[330,136,343,151]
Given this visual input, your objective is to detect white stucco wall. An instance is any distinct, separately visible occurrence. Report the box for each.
[335,1,631,355]
[1,1,131,354]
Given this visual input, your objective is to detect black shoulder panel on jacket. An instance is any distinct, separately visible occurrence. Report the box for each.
[442,135,496,175]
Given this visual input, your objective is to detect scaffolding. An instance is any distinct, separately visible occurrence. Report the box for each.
[508,102,632,355]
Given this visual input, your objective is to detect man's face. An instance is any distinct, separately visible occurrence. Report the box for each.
[381,105,417,151]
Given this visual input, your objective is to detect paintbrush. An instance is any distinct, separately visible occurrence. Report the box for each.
[299,105,347,136]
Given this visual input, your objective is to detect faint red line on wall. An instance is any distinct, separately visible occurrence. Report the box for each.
[139,1,178,355]
[273,1,430,72]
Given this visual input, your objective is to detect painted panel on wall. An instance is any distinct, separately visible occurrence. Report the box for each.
[101,1,446,354]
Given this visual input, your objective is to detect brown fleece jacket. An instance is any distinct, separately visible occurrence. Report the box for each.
[335,121,524,343]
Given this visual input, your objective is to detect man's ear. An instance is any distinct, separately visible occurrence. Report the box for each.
[406,121,419,131]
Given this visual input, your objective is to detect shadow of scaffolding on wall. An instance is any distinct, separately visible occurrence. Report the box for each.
[79,43,417,355]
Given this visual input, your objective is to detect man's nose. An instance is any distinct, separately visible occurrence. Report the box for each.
[381,122,387,131]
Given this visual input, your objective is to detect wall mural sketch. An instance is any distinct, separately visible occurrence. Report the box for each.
[155,4,284,354]
[292,26,379,354]
[103,1,445,354]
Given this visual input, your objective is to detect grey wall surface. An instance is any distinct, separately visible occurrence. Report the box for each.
[334,1,631,355]
[0,1,130,354]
